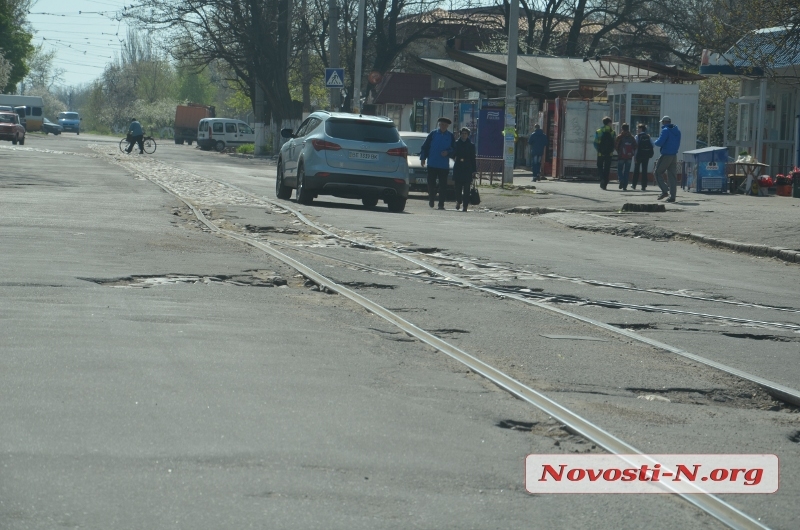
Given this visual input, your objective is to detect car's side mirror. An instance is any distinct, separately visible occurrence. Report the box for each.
[280,128,293,139]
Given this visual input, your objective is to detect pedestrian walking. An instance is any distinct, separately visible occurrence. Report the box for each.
[653,116,682,202]
[631,124,654,190]
[615,123,637,190]
[527,123,548,181]
[593,117,615,190]
[126,118,144,154]
[420,117,455,209]
[453,127,476,212]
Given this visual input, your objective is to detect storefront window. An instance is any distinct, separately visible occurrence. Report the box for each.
[630,94,661,135]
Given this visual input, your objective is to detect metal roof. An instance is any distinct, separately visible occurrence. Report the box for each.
[699,27,800,77]
[415,57,506,93]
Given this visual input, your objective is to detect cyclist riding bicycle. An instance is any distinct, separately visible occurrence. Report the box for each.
[126,118,144,154]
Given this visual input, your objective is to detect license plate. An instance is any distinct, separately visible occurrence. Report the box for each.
[348,151,379,161]
[416,178,427,185]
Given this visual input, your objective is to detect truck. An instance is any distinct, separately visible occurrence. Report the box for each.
[174,103,215,145]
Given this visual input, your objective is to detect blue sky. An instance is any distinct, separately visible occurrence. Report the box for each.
[27,0,131,88]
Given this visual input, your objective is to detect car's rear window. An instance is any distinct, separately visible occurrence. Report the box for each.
[402,138,425,155]
[325,119,399,143]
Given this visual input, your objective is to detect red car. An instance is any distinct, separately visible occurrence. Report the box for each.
[0,111,25,145]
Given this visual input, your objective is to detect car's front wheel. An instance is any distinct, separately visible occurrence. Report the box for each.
[19,136,24,145]
[215,140,225,152]
[276,160,292,199]
[11,136,17,145]
[295,165,313,205]
[387,197,406,213]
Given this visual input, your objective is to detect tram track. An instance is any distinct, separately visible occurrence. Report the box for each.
[91,147,800,409]
[91,148,798,528]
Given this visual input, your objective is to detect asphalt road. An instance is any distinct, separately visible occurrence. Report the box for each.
[2,132,798,529]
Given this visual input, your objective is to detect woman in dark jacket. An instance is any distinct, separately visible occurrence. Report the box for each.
[452,127,476,212]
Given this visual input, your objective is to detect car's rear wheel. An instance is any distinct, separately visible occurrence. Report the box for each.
[276,160,292,199]
[175,138,184,144]
[215,140,225,152]
[295,165,313,205]
[19,136,24,145]
[387,197,406,212]
[12,136,17,145]
[362,197,379,208]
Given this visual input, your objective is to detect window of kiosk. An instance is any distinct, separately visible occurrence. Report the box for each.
[630,94,661,136]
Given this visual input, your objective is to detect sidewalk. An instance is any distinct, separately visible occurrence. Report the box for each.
[477,168,800,264]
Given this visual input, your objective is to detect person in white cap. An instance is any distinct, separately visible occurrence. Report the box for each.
[653,116,682,202]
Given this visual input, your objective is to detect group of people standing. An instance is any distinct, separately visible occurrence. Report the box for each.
[419,117,476,212]
[594,115,682,202]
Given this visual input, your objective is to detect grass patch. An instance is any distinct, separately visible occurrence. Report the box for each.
[236,144,255,154]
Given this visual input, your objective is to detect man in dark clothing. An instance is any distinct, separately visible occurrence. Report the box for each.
[593,117,615,190]
[653,116,682,202]
[631,124,654,190]
[126,118,144,154]
[453,127,476,212]
[527,124,548,181]
[420,117,455,209]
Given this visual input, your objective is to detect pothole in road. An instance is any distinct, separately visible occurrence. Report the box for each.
[244,224,301,235]
[626,386,799,412]
[721,332,800,342]
[611,323,659,330]
[82,271,287,288]
[339,281,397,289]
[496,419,535,432]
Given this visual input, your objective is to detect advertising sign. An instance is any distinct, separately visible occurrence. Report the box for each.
[477,108,504,159]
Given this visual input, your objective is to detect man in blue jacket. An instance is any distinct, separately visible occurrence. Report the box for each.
[527,124,548,181]
[420,117,455,209]
[653,116,682,202]
[126,118,144,154]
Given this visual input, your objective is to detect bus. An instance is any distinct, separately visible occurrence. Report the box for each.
[0,95,44,132]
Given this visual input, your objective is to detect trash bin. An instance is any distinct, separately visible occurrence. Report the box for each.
[793,171,800,198]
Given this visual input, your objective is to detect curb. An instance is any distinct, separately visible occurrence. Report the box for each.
[684,233,800,264]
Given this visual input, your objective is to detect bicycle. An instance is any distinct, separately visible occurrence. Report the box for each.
[119,135,157,154]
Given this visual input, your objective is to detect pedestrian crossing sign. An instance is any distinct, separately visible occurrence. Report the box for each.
[325,68,345,88]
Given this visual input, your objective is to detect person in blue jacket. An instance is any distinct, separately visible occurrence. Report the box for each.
[420,117,455,209]
[653,116,682,202]
[126,118,144,154]
[527,124,548,181]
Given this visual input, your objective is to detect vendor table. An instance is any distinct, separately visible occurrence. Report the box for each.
[735,162,769,195]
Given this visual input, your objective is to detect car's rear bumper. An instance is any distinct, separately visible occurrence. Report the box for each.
[306,172,409,200]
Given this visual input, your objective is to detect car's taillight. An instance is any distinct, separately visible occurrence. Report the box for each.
[311,139,341,151]
[387,147,408,157]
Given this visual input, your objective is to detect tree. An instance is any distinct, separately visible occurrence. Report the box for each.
[24,44,63,90]
[0,0,34,92]
[126,0,295,125]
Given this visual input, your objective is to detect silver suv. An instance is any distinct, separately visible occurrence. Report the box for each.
[276,112,409,212]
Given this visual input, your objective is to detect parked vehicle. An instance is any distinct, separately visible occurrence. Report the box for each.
[276,111,409,212]
[41,117,63,135]
[57,112,81,134]
[400,131,454,193]
[0,112,26,144]
[0,95,44,131]
[174,103,215,145]
[197,118,255,151]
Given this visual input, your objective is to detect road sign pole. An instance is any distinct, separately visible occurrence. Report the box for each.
[352,0,366,113]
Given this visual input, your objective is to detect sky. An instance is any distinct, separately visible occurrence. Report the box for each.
[27,0,132,88]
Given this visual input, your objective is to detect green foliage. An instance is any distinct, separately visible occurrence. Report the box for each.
[288,53,328,110]
[236,143,255,154]
[698,76,739,147]
[0,0,34,92]
[177,65,216,105]
[226,86,252,115]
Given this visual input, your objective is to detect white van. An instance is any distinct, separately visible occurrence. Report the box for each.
[197,118,255,151]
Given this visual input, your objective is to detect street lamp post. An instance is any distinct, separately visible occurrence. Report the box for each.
[352,0,366,113]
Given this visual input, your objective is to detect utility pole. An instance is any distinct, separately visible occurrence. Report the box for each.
[352,0,366,113]
[329,0,340,111]
[301,0,310,115]
[502,0,519,186]
[255,83,266,156]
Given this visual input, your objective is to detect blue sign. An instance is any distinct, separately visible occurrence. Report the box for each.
[325,68,345,88]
